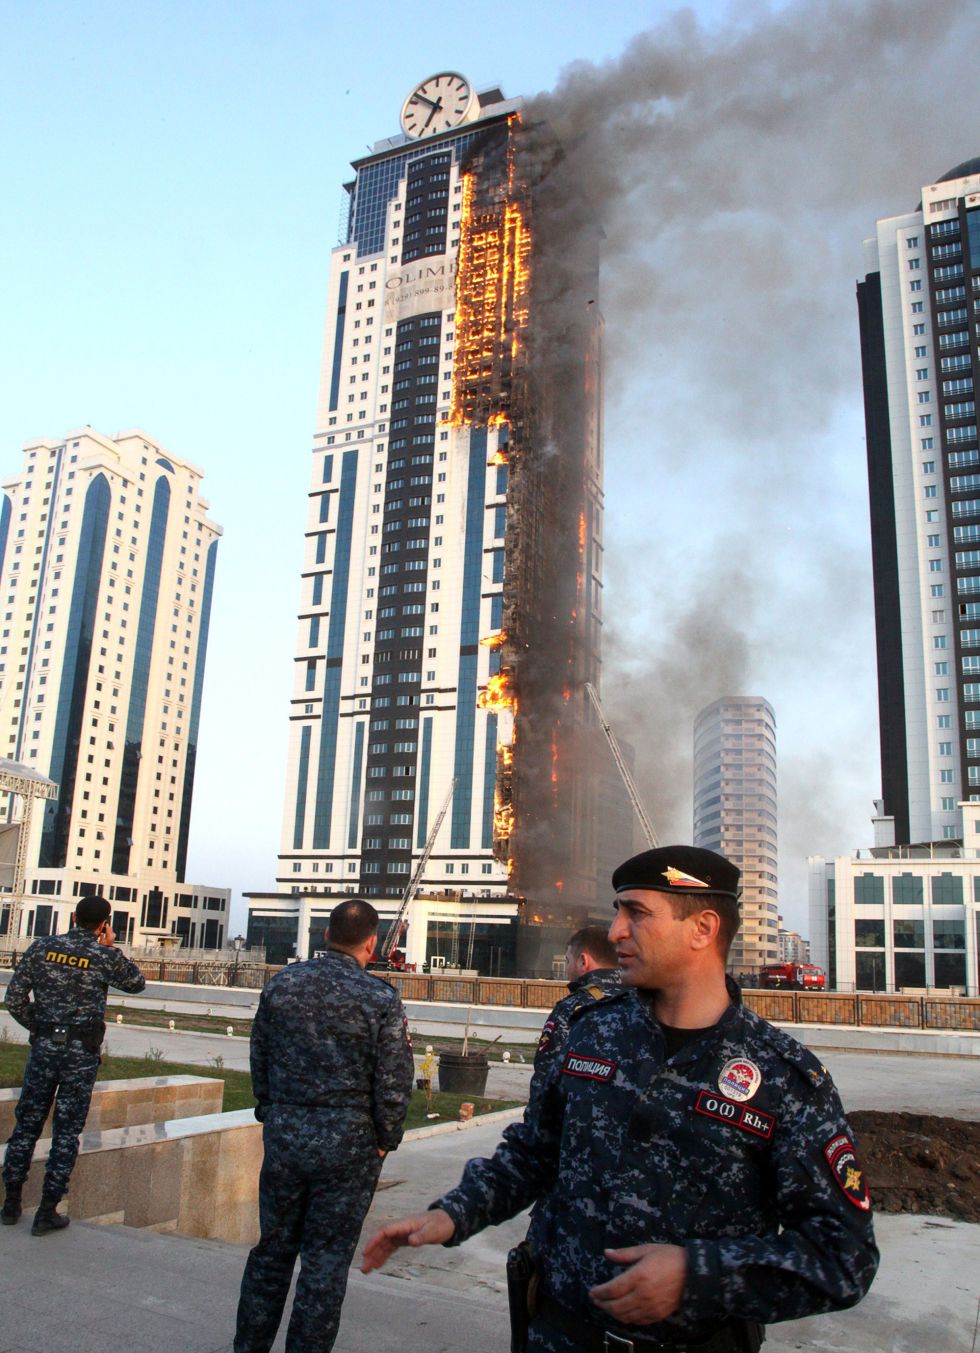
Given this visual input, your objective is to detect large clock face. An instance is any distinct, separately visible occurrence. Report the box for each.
[401,73,477,140]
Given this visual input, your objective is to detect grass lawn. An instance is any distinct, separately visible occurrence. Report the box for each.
[101,1005,539,1060]
[0,1042,518,1128]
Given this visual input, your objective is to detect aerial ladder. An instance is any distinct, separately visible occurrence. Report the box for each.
[380,777,457,961]
[584,682,658,849]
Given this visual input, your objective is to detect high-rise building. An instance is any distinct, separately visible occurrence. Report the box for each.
[274,75,604,957]
[0,428,229,948]
[776,918,810,964]
[693,696,778,972]
[859,158,980,845]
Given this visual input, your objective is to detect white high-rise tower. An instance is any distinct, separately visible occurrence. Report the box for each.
[859,159,980,845]
[0,428,228,948]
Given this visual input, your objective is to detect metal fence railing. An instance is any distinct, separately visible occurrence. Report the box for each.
[1,953,979,1030]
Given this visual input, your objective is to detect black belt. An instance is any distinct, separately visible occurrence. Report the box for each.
[536,1291,753,1353]
[33,1021,105,1045]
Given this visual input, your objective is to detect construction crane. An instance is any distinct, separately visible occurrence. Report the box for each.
[584,683,658,849]
[380,777,457,961]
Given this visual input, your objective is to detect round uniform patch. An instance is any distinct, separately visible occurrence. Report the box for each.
[717,1057,762,1103]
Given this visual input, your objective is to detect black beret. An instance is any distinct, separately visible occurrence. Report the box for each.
[75,894,111,926]
[612,846,740,900]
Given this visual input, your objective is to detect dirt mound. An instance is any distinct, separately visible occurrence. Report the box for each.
[850,1111,980,1223]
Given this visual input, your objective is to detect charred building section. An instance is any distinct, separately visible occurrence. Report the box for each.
[451,117,606,921]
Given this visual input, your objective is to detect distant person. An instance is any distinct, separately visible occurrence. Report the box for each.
[234,897,414,1353]
[531,926,621,1098]
[1,893,146,1235]
[363,846,878,1352]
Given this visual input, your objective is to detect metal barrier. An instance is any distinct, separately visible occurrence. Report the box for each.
[2,954,979,1029]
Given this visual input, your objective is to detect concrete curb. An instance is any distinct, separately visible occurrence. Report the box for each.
[402,1106,521,1142]
[106,1020,251,1043]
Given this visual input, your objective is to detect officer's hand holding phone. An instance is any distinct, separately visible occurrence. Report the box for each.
[97,920,115,947]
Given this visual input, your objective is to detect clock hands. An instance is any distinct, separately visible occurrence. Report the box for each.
[422,97,444,130]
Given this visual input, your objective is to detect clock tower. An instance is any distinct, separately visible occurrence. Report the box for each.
[259,81,608,975]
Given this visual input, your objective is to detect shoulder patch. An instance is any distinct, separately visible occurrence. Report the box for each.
[823,1134,871,1211]
[562,1051,617,1082]
[538,1019,556,1054]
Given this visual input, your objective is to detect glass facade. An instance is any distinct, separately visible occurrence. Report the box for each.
[932,872,963,904]
[246,912,299,964]
[177,537,219,879]
[855,949,886,990]
[113,475,171,873]
[854,873,885,905]
[892,872,923,904]
[40,474,111,867]
[349,132,484,256]
[894,951,926,988]
[312,448,359,848]
[855,918,885,947]
[450,430,488,847]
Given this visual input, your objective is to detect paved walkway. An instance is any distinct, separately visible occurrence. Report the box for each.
[0,1111,977,1353]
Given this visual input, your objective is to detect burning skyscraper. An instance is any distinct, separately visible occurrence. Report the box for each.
[275,77,606,968]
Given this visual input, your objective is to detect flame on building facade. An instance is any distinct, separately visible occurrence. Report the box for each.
[447,115,607,920]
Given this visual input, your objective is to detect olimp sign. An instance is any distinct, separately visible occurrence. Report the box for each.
[384,255,457,321]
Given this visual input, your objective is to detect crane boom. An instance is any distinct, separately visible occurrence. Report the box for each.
[584,683,658,848]
[381,777,457,959]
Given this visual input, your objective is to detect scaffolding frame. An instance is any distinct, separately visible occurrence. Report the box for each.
[0,760,59,945]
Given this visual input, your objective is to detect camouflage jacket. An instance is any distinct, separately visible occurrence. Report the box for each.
[250,949,414,1151]
[4,927,146,1032]
[531,968,622,1100]
[436,984,878,1341]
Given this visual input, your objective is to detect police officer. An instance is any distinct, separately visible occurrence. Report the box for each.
[234,897,414,1353]
[1,892,146,1235]
[531,927,621,1104]
[363,846,879,1351]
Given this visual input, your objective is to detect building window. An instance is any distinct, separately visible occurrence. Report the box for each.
[855,917,885,946]
[853,873,884,905]
[932,872,963,905]
[892,873,923,905]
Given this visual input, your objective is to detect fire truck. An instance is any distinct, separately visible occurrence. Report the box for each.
[759,962,825,991]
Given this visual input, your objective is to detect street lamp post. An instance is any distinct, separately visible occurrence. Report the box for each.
[231,934,245,987]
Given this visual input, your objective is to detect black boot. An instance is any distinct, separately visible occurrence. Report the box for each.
[1,1181,22,1225]
[31,1196,69,1236]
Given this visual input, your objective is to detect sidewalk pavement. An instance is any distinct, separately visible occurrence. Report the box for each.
[1,1110,978,1353]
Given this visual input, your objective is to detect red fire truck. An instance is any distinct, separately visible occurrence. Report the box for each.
[759,962,826,991]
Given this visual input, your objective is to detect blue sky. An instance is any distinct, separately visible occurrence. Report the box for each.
[2,0,975,935]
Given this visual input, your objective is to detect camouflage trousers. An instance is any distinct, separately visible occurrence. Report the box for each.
[234,1107,384,1353]
[2,1037,100,1199]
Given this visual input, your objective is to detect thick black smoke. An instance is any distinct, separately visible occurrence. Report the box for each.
[519,0,980,925]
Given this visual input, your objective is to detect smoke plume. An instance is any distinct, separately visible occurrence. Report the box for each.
[521,0,980,924]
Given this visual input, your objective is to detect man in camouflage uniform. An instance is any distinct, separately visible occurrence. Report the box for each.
[2,892,146,1235]
[363,846,879,1352]
[531,925,621,1101]
[234,897,414,1353]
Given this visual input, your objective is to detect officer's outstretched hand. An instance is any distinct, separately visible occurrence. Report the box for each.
[590,1244,687,1325]
[361,1209,456,1273]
